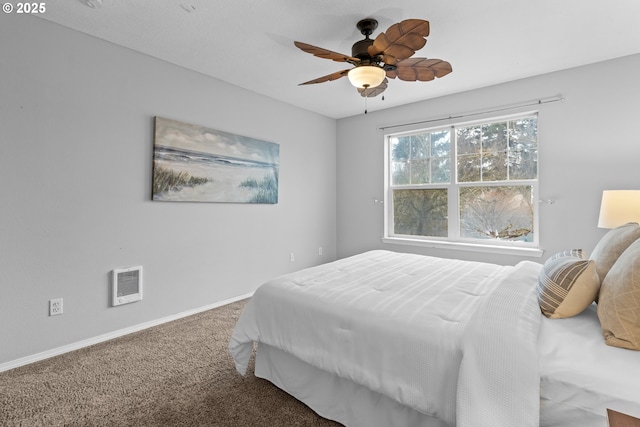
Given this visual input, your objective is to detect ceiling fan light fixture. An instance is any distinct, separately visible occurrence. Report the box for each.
[347,66,385,89]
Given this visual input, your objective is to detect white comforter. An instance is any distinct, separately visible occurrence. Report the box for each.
[229,250,542,427]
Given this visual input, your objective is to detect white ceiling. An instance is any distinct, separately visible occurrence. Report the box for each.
[38,0,640,119]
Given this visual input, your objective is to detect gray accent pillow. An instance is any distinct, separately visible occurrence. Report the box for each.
[537,249,600,319]
[597,239,640,350]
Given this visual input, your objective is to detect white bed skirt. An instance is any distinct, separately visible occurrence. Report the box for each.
[256,321,640,427]
[255,342,450,427]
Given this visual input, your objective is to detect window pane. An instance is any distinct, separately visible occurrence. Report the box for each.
[431,157,450,183]
[457,118,538,183]
[481,122,508,181]
[431,130,450,157]
[410,158,430,184]
[508,117,538,180]
[392,161,409,185]
[457,124,483,182]
[431,131,450,183]
[411,134,430,159]
[410,133,430,184]
[457,154,481,182]
[393,189,448,237]
[482,122,507,152]
[482,150,508,181]
[459,185,534,241]
[457,126,481,155]
[391,131,450,185]
[391,136,410,185]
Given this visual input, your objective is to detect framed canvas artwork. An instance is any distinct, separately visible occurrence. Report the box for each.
[152,117,279,203]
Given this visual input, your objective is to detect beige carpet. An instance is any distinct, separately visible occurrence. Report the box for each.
[0,299,342,426]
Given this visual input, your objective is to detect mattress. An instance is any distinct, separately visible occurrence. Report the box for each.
[539,303,640,426]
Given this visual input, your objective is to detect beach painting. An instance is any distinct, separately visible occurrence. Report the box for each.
[152,117,279,203]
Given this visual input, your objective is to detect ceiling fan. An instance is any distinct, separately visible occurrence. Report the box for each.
[294,18,453,98]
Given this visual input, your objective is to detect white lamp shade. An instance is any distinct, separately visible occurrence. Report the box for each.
[597,190,640,228]
[347,66,386,89]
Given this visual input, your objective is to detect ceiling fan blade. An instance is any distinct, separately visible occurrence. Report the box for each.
[369,19,430,60]
[358,78,388,98]
[387,58,453,82]
[298,69,351,85]
[294,41,360,65]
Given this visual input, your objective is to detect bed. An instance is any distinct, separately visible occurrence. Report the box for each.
[229,228,640,427]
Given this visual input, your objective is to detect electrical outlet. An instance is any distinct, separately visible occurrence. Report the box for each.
[290,252,295,262]
[318,247,323,256]
[49,298,63,316]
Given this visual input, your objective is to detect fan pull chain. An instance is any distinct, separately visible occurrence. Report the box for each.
[363,92,384,114]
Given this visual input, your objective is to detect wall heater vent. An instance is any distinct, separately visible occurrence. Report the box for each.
[112,266,143,307]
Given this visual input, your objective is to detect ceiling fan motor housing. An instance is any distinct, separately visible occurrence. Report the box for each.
[352,18,381,65]
[352,39,375,63]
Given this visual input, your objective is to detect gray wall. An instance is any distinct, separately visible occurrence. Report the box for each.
[0,16,337,365]
[337,54,640,264]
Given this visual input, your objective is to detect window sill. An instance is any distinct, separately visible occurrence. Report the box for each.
[381,237,544,258]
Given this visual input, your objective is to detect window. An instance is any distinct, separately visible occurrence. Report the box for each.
[384,113,539,253]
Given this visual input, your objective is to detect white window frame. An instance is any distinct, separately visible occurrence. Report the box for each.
[382,112,542,257]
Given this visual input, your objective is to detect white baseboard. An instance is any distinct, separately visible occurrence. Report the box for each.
[0,292,253,373]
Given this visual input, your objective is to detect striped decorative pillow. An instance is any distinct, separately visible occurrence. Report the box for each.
[537,249,601,319]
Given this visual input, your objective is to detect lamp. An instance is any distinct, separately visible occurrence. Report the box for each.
[597,190,640,228]
[347,66,386,89]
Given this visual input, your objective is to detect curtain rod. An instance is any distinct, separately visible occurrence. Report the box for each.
[378,96,565,131]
